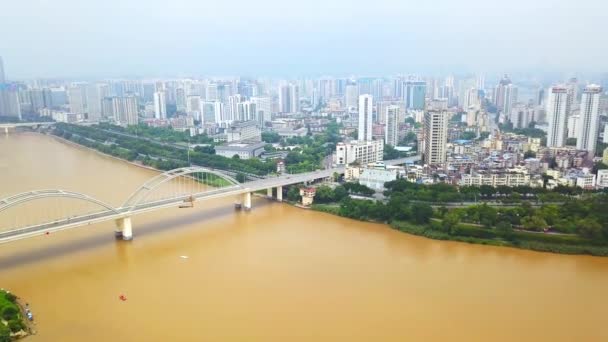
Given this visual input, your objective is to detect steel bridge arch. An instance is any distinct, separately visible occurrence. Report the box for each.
[0,190,120,214]
[122,166,242,211]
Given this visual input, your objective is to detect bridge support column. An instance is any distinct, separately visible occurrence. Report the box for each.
[243,192,252,211]
[4,127,8,135]
[267,188,273,199]
[114,217,133,241]
[277,186,283,202]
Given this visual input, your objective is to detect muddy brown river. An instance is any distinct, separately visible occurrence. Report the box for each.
[1,133,608,341]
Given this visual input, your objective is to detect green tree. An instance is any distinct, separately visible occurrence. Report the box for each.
[442,212,460,235]
[286,186,301,202]
[235,173,246,183]
[495,220,513,238]
[261,131,281,143]
[521,215,548,232]
[411,203,433,224]
[0,323,11,342]
[576,218,603,239]
[314,185,335,203]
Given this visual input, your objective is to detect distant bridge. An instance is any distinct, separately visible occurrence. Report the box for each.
[1,122,55,134]
[0,156,419,244]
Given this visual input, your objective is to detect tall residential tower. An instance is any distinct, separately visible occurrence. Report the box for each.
[576,85,602,155]
[546,86,573,148]
[358,94,373,141]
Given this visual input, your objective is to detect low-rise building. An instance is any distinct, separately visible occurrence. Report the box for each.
[225,120,261,142]
[299,187,316,206]
[359,163,398,190]
[460,172,530,187]
[597,169,608,188]
[576,174,596,189]
[335,140,383,166]
[275,127,307,138]
[214,141,266,160]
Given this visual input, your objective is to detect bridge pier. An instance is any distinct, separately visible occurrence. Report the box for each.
[114,217,133,241]
[234,192,252,210]
[277,186,283,202]
[4,127,8,135]
[267,188,273,199]
[243,192,252,211]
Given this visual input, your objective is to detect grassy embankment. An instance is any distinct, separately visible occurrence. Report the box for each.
[311,204,608,256]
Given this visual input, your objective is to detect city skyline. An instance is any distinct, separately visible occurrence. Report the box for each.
[1,0,607,79]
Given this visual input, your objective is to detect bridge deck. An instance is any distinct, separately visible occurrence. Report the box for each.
[0,156,420,243]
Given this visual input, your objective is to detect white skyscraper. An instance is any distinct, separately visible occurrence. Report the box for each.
[206,83,218,101]
[385,105,400,147]
[567,114,580,139]
[423,110,448,165]
[86,83,109,122]
[290,84,300,113]
[546,86,573,148]
[279,85,291,113]
[68,83,88,115]
[251,96,272,124]
[0,56,5,83]
[228,94,243,122]
[153,91,167,119]
[113,96,139,126]
[0,86,21,119]
[358,94,373,142]
[279,84,299,114]
[345,84,358,109]
[576,85,602,155]
[186,95,202,121]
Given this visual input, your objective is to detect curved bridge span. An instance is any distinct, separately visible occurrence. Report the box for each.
[0,157,419,244]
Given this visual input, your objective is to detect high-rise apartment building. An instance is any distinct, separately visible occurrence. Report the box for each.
[495,75,517,115]
[153,91,167,119]
[345,84,358,109]
[0,56,5,83]
[279,85,291,113]
[384,105,400,147]
[423,110,448,165]
[546,86,573,147]
[576,85,602,154]
[86,83,109,122]
[228,94,243,122]
[251,96,272,125]
[0,84,21,119]
[113,96,139,126]
[358,94,373,142]
[278,84,299,114]
[68,83,88,115]
[567,115,580,138]
[404,81,426,110]
[206,83,218,101]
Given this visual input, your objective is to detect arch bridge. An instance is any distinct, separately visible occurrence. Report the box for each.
[0,166,328,243]
[0,156,419,244]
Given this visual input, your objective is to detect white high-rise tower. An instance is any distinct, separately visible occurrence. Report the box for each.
[0,56,5,83]
[546,86,573,148]
[385,105,400,147]
[154,91,167,119]
[423,110,448,165]
[358,94,373,142]
[576,85,602,155]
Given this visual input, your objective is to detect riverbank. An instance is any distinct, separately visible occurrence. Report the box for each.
[311,203,608,256]
[48,133,160,174]
[48,133,232,187]
[0,290,31,341]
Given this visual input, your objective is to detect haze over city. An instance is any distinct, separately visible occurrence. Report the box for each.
[1,0,607,78]
[2,1,608,341]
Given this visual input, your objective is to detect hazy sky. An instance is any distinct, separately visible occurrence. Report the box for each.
[1,0,606,79]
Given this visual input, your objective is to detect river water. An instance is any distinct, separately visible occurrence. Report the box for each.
[1,133,608,341]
